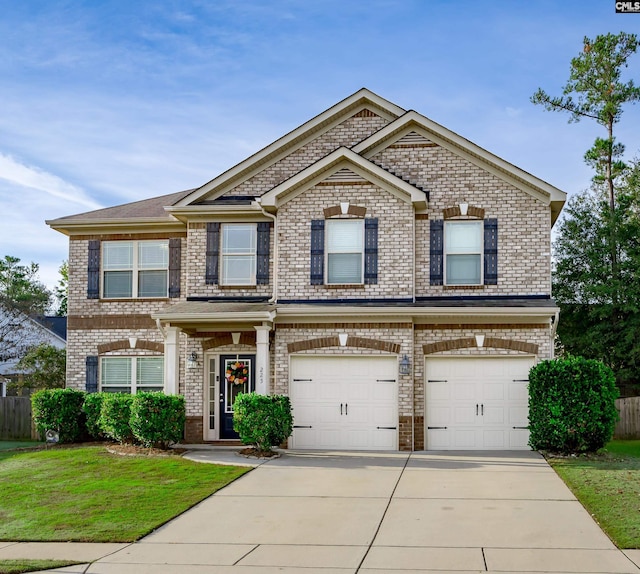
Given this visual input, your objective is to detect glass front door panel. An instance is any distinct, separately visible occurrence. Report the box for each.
[209,358,216,431]
[224,358,251,413]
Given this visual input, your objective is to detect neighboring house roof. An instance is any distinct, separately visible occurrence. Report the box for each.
[33,316,67,342]
[0,313,66,376]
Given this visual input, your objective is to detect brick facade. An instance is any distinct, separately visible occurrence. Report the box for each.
[55,91,562,451]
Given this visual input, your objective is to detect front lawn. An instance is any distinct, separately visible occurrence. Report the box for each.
[0,445,249,542]
[0,442,41,451]
[0,560,83,574]
[548,440,640,549]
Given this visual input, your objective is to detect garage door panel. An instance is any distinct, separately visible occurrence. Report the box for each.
[426,357,534,451]
[290,356,398,451]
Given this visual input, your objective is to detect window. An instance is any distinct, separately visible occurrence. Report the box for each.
[100,357,164,393]
[445,221,482,285]
[221,224,257,285]
[102,240,169,298]
[326,219,364,284]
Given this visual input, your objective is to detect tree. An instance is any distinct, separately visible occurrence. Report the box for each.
[532,32,640,277]
[54,261,68,316]
[12,344,66,394]
[0,256,52,363]
[553,163,640,392]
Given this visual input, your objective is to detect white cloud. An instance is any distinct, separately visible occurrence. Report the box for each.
[0,153,102,211]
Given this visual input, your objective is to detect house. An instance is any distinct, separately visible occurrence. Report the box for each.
[0,314,67,396]
[47,89,566,451]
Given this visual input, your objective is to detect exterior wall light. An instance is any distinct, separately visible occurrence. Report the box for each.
[187,352,198,369]
[399,354,411,375]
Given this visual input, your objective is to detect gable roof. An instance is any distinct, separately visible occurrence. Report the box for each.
[259,147,428,211]
[353,111,567,223]
[174,89,405,206]
[46,190,191,235]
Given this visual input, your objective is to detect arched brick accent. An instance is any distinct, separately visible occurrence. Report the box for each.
[443,205,485,219]
[423,337,538,355]
[288,336,400,354]
[201,332,257,351]
[97,339,163,354]
[322,205,367,218]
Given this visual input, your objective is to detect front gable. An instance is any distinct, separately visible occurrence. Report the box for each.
[175,89,405,206]
[353,111,566,224]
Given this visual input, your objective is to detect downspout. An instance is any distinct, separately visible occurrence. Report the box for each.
[255,198,278,303]
[551,310,559,358]
[156,317,167,339]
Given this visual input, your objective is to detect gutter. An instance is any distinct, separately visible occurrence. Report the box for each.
[254,198,279,303]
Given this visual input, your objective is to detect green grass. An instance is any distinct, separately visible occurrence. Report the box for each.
[0,442,41,451]
[548,440,640,549]
[0,559,83,574]
[0,445,250,542]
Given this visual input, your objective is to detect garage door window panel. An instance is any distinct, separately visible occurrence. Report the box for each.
[326,220,363,284]
[445,221,482,285]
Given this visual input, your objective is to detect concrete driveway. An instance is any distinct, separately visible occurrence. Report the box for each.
[83,449,640,573]
[19,450,640,573]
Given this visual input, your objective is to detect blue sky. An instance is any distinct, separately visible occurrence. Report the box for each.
[0,0,638,289]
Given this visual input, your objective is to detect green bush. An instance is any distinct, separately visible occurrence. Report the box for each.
[233,393,293,452]
[99,393,135,444]
[130,392,185,449]
[31,388,86,443]
[528,356,619,453]
[82,392,106,440]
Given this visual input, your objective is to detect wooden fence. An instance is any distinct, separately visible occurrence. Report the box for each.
[0,397,36,440]
[614,397,640,439]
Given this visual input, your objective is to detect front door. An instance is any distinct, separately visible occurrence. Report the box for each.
[220,354,255,439]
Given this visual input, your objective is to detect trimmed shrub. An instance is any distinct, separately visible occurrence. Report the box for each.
[31,388,86,443]
[528,356,619,453]
[130,392,185,449]
[233,393,293,452]
[99,393,135,444]
[82,392,106,440]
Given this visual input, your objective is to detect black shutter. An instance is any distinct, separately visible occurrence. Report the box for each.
[86,356,98,393]
[364,218,378,284]
[205,223,220,285]
[168,238,181,298]
[484,218,498,285]
[256,222,271,285]
[87,240,100,299]
[430,220,444,285]
[310,219,325,285]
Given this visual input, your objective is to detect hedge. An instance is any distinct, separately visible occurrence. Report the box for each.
[130,392,185,448]
[31,388,86,443]
[233,393,293,452]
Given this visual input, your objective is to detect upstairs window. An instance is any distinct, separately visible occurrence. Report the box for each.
[100,356,164,394]
[221,224,257,285]
[102,240,169,298]
[445,221,482,285]
[326,219,364,284]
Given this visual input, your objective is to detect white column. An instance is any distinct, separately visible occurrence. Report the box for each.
[164,327,181,395]
[255,325,271,395]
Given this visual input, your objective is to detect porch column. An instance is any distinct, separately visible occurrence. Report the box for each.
[164,326,180,395]
[255,325,271,395]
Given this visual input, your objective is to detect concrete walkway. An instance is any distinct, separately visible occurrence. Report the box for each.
[3,449,640,573]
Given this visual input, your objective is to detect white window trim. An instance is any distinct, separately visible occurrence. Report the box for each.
[325,219,365,285]
[220,223,257,286]
[101,240,169,299]
[444,220,484,286]
[100,356,164,394]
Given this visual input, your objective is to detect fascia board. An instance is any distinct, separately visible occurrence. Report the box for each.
[152,310,276,323]
[260,148,427,209]
[354,111,567,209]
[175,89,405,207]
[46,218,186,237]
[164,204,267,223]
[275,305,557,323]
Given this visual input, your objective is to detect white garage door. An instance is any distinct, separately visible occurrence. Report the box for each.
[290,356,398,450]
[426,357,534,450]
